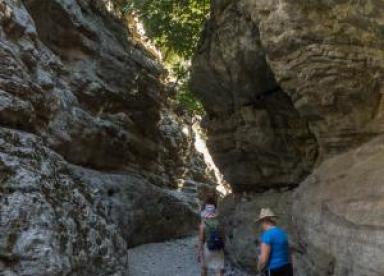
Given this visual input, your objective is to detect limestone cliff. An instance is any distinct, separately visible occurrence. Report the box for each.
[191,0,384,275]
[0,0,214,274]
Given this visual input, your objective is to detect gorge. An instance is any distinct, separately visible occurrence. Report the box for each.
[1,0,384,276]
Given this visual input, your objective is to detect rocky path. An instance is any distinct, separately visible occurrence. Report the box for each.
[128,236,250,276]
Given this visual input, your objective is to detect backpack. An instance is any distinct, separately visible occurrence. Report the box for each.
[204,218,224,251]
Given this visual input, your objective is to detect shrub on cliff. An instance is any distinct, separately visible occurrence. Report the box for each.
[119,0,209,114]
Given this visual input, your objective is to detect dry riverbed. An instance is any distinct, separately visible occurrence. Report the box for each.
[128,236,250,276]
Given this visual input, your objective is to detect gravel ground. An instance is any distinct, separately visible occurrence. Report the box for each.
[128,236,250,276]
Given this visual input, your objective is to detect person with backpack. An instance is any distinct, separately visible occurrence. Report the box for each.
[257,208,293,276]
[198,198,225,276]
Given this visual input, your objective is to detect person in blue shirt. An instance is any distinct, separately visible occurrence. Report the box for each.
[256,208,293,276]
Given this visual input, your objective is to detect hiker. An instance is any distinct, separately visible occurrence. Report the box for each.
[257,208,293,276]
[198,198,225,276]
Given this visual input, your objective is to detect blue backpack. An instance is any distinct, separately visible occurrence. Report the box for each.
[205,218,224,251]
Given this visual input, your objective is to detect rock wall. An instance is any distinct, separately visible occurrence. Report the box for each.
[0,0,214,274]
[191,0,384,275]
[0,128,128,275]
[293,136,384,275]
[220,191,293,272]
[192,0,318,193]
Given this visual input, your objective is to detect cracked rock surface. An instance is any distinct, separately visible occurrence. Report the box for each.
[0,0,215,274]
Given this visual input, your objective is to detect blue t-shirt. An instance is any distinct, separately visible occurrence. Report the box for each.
[260,227,290,270]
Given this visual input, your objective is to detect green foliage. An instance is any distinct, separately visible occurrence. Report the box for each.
[175,77,206,115]
[122,0,210,60]
[118,0,209,115]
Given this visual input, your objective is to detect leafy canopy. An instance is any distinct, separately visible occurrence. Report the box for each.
[117,0,210,114]
[123,0,209,60]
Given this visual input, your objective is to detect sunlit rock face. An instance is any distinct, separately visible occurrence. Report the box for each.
[192,0,384,275]
[0,0,213,274]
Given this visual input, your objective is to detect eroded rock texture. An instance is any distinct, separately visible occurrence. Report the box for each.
[192,0,318,193]
[242,0,384,158]
[0,129,128,275]
[192,0,384,274]
[293,137,384,276]
[0,0,213,274]
[70,166,200,248]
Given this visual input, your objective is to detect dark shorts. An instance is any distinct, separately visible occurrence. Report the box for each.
[266,263,293,276]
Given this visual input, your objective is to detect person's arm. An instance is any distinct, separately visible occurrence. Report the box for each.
[197,223,205,262]
[258,242,271,271]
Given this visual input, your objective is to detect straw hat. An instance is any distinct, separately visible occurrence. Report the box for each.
[255,208,277,223]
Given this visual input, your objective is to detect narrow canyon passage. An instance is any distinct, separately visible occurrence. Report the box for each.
[1,0,384,276]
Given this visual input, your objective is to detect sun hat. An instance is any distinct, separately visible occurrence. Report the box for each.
[255,208,277,223]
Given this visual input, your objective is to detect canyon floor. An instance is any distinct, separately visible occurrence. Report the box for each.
[128,236,250,276]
